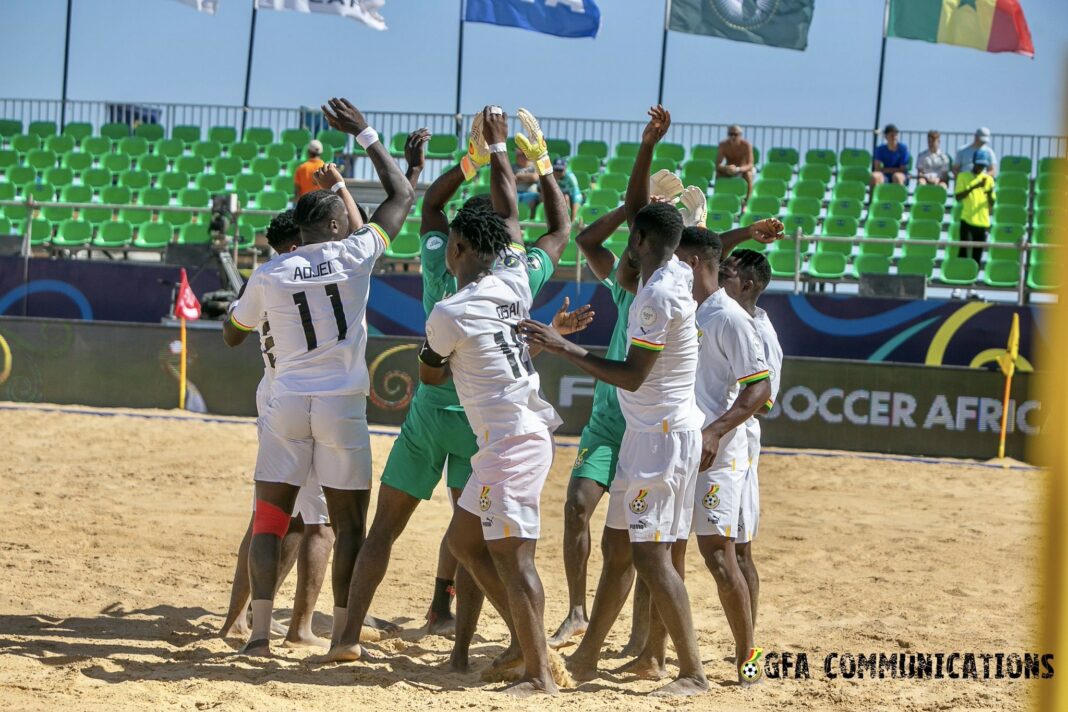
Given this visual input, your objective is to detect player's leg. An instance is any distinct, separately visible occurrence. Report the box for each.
[446,505,517,652]
[549,467,607,648]
[285,483,333,648]
[616,537,687,679]
[736,459,760,627]
[431,440,478,637]
[448,558,484,672]
[735,541,759,627]
[220,513,255,638]
[621,577,651,657]
[429,530,458,634]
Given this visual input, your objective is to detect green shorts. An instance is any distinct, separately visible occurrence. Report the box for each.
[380,392,478,500]
[571,422,624,489]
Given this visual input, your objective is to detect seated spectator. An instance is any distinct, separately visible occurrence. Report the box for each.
[552,158,583,220]
[293,140,325,198]
[716,124,755,202]
[871,124,910,187]
[953,127,998,177]
[513,150,540,218]
[916,130,952,187]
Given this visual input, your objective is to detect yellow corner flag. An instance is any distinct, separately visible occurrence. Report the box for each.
[997,313,1020,379]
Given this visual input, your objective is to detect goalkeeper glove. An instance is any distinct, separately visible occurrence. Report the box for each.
[649,169,684,202]
[679,186,707,227]
[460,112,490,181]
[515,108,552,176]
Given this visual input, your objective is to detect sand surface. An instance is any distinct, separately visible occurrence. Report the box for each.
[0,403,1044,711]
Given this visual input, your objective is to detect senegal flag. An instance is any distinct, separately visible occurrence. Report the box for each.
[887,0,1034,58]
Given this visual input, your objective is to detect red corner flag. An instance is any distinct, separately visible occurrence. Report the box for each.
[176,268,201,321]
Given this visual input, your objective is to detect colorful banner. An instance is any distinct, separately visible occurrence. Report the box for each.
[887,0,1035,58]
[669,0,816,51]
[465,0,601,39]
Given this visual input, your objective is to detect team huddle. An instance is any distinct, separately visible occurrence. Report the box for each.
[220,97,785,698]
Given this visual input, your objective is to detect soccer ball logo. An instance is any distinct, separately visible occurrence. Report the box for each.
[479,486,491,512]
[740,648,764,683]
[702,484,720,510]
[629,489,649,514]
[572,448,588,470]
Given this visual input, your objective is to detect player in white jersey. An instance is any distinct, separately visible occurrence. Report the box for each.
[222,97,415,656]
[413,107,562,697]
[720,248,782,632]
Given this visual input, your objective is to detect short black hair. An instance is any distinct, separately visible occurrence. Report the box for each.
[451,200,511,259]
[266,209,300,251]
[633,201,684,251]
[464,194,493,211]
[730,248,772,290]
[677,226,722,265]
[293,189,343,229]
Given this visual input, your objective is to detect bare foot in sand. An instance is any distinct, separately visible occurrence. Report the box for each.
[649,676,708,697]
[282,632,331,649]
[502,679,558,697]
[565,655,598,683]
[238,638,272,657]
[364,615,399,635]
[611,655,668,680]
[547,610,587,649]
[426,610,456,638]
[320,643,363,663]
[619,634,648,659]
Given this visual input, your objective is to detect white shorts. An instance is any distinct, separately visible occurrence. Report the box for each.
[458,430,554,540]
[606,429,700,544]
[737,451,760,543]
[692,424,750,539]
[255,393,372,491]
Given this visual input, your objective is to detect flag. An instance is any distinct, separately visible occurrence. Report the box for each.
[465,0,601,39]
[668,0,815,51]
[887,0,1034,58]
[257,0,388,31]
[171,0,219,14]
[175,268,202,321]
[998,312,1020,378]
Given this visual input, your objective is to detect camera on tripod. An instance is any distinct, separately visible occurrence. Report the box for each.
[209,194,239,249]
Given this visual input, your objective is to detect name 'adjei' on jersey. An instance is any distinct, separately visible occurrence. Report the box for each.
[619,256,704,433]
[230,223,389,396]
[424,248,561,444]
[694,288,770,429]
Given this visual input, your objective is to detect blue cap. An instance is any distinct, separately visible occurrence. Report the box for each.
[974,148,992,168]
[552,157,567,171]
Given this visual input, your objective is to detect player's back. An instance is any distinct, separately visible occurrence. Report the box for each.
[745,307,783,450]
[694,288,767,427]
[618,256,703,433]
[232,223,388,396]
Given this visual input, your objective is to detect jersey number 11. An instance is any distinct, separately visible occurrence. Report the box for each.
[293,284,347,351]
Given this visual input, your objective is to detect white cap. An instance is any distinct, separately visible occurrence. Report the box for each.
[976,127,991,141]
[308,139,323,155]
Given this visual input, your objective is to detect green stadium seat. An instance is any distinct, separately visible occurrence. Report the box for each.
[235,173,265,196]
[799,163,832,185]
[100,184,131,205]
[804,149,836,167]
[136,153,167,174]
[44,166,73,188]
[170,125,200,145]
[45,134,75,154]
[938,257,980,285]
[691,144,718,162]
[714,177,748,199]
[854,253,890,277]
[118,136,149,157]
[997,187,1028,207]
[832,181,865,201]
[213,155,242,179]
[820,215,858,255]
[252,156,282,178]
[0,182,15,202]
[753,178,786,200]
[26,148,57,171]
[317,129,348,151]
[92,220,132,248]
[989,225,1024,262]
[740,212,773,231]
[862,217,898,256]
[597,172,628,193]
[709,192,742,216]
[873,183,907,204]
[587,188,620,208]
[0,216,11,235]
[266,143,296,163]
[839,165,871,184]
[909,201,945,223]
[897,255,934,278]
[120,170,151,192]
[682,159,716,180]
[807,251,847,280]
[0,119,21,142]
[12,134,41,153]
[766,147,799,166]
[44,186,76,222]
[914,183,947,205]
[243,127,274,146]
[904,218,941,257]
[577,204,610,225]
[134,123,165,142]
[786,196,820,217]
[615,142,640,158]
[546,138,571,158]
[102,153,132,173]
[760,162,792,183]
[781,213,816,239]
[870,201,904,221]
[385,230,421,259]
[160,171,189,194]
[993,205,1027,226]
[178,222,212,244]
[28,217,53,246]
[768,249,799,278]
[995,172,1028,192]
[606,156,635,174]
[7,164,36,188]
[139,186,170,208]
[60,123,91,144]
[52,219,91,248]
[133,221,174,249]
[174,188,209,225]
[1033,225,1054,244]
[193,140,222,161]
[1000,155,1031,174]
[705,211,734,232]
[175,155,206,175]
[28,120,57,138]
[236,222,257,249]
[654,143,685,163]
[1036,173,1064,194]
[679,170,709,191]
[0,148,17,170]
[426,135,459,160]
[649,157,677,173]
[154,138,184,161]
[1039,157,1067,175]
[839,148,872,168]
[99,123,129,140]
[577,140,608,160]
[1035,207,1066,228]
[229,141,259,162]
[388,132,407,157]
[196,173,226,193]
[747,195,780,216]
[256,190,288,211]
[281,127,312,148]
[829,198,862,220]
[1026,261,1058,291]
[26,182,56,203]
[80,197,113,225]
[569,154,600,175]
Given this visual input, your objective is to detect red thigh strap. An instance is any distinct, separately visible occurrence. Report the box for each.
[253,500,290,538]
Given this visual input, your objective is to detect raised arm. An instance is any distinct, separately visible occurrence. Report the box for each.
[404,128,429,189]
[518,318,660,392]
[481,106,522,243]
[322,97,414,238]
[576,206,627,282]
[312,162,362,230]
[421,117,491,236]
[531,171,570,264]
[721,217,785,257]
[625,105,671,226]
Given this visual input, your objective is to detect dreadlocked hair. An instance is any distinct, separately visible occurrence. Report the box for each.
[730,248,772,289]
[293,189,343,229]
[265,209,299,251]
[451,201,511,259]
[678,226,722,264]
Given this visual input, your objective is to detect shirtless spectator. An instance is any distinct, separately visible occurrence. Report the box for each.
[716,125,755,203]
[916,130,952,187]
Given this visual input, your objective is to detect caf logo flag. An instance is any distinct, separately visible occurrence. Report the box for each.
[668,0,816,51]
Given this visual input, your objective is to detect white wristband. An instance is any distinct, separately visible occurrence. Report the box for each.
[329,181,345,194]
[356,127,379,149]
[488,142,507,154]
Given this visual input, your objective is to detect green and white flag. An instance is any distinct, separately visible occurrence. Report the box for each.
[668,0,816,51]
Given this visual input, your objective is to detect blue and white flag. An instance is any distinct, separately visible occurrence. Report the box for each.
[465,0,601,39]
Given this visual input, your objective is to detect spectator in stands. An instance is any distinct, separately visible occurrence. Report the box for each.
[552,157,583,220]
[716,124,755,202]
[513,149,540,218]
[916,130,952,187]
[293,140,326,198]
[871,124,910,188]
[953,127,998,177]
[954,148,996,293]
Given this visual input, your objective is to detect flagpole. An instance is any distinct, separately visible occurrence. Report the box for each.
[179,316,188,410]
[872,0,890,150]
[657,0,671,104]
[59,0,73,130]
[241,0,259,138]
[454,0,466,140]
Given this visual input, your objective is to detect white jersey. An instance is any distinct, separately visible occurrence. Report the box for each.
[230,223,389,396]
[745,307,783,460]
[423,247,561,444]
[694,288,770,429]
[618,256,703,433]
